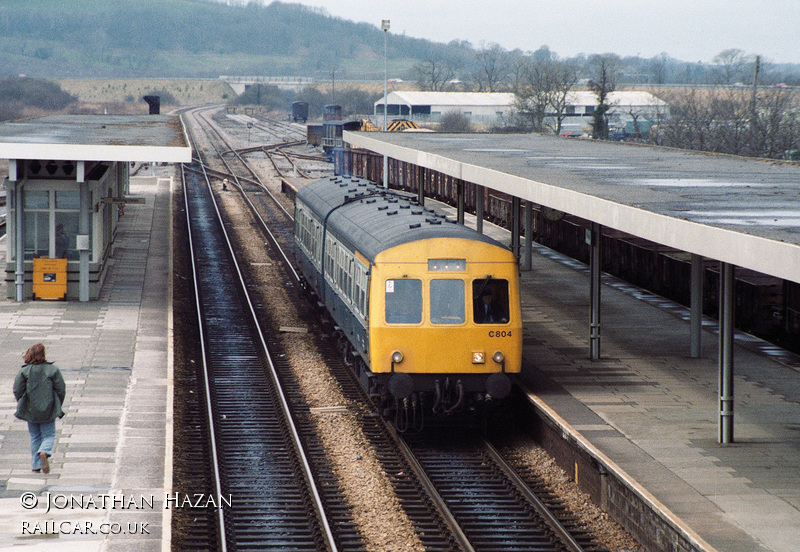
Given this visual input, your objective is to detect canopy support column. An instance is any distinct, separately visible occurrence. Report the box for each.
[417,166,425,206]
[522,201,533,271]
[589,223,602,360]
[719,262,735,443]
[12,163,25,302]
[510,196,520,258]
[456,181,465,225]
[79,164,90,302]
[691,254,704,358]
[475,185,484,234]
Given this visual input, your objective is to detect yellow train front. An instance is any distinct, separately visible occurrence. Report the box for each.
[294,176,522,427]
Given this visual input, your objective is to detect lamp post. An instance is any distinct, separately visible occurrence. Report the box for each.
[381,19,390,132]
[381,19,390,189]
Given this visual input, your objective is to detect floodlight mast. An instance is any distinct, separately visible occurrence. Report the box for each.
[381,19,390,189]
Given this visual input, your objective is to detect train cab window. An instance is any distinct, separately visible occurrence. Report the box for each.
[430,280,465,324]
[385,279,422,324]
[472,278,509,324]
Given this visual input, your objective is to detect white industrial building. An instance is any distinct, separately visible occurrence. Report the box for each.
[546,90,668,137]
[374,90,667,135]
[374,91,516,125]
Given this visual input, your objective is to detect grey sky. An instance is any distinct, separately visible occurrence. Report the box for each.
[274,0,799,64]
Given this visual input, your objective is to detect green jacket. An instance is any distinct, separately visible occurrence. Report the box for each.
[13,362,66,423]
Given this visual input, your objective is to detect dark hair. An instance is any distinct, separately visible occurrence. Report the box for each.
[23,343,47,365]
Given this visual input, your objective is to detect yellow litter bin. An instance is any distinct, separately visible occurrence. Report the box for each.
[32,257,68,300]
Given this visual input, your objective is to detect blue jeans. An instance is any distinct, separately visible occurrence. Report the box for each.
[28,421,56,470]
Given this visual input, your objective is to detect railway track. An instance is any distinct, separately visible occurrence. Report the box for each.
[217,110,328,179]
[403,427,604,552]
[181,106,462,551]
[178,159,340,551]
[174,106,615,552]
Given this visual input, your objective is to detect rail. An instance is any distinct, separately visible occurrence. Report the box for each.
[178,107,338,550]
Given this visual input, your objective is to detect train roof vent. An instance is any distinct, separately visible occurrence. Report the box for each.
[412,210,423,215]
[409,223,421,229]
[387,210,398,216]
[378,205,389,211]
[426,218,442,225]
[399,204,410,209]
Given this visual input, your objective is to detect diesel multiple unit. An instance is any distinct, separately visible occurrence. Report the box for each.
[294,175,522,425]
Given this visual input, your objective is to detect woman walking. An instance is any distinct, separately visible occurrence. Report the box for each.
[13,343,66,474]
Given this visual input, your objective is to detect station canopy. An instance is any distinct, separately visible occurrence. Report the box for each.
[0,114,192,163]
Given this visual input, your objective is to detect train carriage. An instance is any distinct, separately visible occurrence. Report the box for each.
[295,175,522,425]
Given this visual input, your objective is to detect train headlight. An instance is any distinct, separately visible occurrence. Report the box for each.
[492,351,505,364]
[392,351,404,364]
[472,351,485,364]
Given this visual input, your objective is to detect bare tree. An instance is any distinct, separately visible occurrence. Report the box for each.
[653,83,800,160]
[545,59,579,135]
[712,48,749,85]
[587,54,621,139]
[752,87,799,158]
[714,87,754,154]
[649,53,671,85]
[514,55,552,132]
[513,52,580,134]
[413,57,461,91]
[507,49,530,94]
[656,88,716,151]
[473,43,510,92]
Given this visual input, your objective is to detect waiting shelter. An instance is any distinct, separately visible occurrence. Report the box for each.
[0,114,191,301]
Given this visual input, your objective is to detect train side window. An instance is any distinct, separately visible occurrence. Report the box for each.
[472,278,509,324]
[385,279,422,324]
[355,266,367,317]
[325,235,335,275]
[430,279,465,324]
[314,222,322,263]
[346,257,354,300]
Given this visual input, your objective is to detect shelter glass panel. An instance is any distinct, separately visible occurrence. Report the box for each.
[24,189,49,209]
[24,211,49,259]
[55,212,80,260]
[55,190,80,209]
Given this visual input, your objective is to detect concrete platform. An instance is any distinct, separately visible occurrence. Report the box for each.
[0,172,173,551]
[517,246,800,552]
[434,200,800,551]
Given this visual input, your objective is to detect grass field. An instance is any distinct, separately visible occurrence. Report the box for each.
[56,78,235,107]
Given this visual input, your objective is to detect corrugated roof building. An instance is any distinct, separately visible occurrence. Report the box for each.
[546,91,668,137]
[374,91,516,125]
[374,90,666,133]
